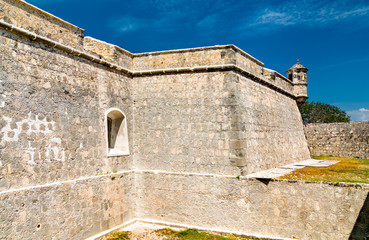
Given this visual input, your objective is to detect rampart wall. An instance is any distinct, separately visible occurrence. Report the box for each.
[131,49,308,176]
[0,1,368,240]
[304,122,369,159]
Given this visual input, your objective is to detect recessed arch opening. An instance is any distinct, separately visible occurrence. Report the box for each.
[105,108,129,156]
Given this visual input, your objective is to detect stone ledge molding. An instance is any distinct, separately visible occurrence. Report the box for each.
[0,170,135,195]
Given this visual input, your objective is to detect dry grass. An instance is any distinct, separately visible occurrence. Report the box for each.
[101,228,273,240]
[279,156,369,184]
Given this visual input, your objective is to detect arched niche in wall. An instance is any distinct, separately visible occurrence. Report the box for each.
[105,108,129,156]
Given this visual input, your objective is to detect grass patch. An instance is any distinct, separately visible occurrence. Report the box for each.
[103,228,272,240]
[279,156,369,184]
[102,231,131,240]
[157,228,271,239]
[171,229,234,239]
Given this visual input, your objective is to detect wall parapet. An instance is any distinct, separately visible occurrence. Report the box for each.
[0,20,133,75]
[0,0,84,49]
[0,19,297,100]
[134,44,263,65]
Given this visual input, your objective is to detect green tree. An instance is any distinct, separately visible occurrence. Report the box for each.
[299,101,350,123]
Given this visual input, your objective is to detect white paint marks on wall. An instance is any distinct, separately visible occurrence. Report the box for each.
[1,112,54,141]
[45,138,65,162]
[0,94,5,108]
[1,112,65,164]
[25,141,37,166]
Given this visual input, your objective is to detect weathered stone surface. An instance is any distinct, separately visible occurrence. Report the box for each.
[132,71,310,176]
[304,122,369,159]
[0,28,133,190]
[0,172,135,240]
[1,1,135,239]
[136,172,369,240]
[83,37,132,70]
[0,1,367,240]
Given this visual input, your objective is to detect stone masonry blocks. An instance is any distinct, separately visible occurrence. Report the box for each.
[1,1,367,239]
[136,172,368,240]
[304,122,369,159]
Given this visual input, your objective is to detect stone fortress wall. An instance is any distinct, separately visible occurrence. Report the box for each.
[0,1,136,238]
[304,121,369,159]
[0,1,368,239]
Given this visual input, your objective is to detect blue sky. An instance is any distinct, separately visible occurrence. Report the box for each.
[26,0,369,121]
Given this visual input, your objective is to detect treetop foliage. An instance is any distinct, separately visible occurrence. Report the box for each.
[299,101,350,123]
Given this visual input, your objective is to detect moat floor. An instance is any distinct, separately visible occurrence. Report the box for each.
[101,222,285,240]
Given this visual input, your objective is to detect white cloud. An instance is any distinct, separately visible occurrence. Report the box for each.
[109,0,234,35]
[109,17,142,33]
[110,15,182,34]
[243,0,369,32]
[347,108,369,122]
[256,11,296,26]
[197,14,219,28]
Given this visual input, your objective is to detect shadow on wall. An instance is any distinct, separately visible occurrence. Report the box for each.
[349,193,369,240]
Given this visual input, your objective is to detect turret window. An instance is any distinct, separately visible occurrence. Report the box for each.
[288,73,292,80]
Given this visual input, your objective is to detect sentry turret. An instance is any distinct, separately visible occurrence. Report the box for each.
[286,60,308,105]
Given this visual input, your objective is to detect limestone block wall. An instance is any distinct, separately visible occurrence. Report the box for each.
[304,122,369,159]
[132,70,310,176]
[0,3,136,239]
[136,172,369,240]
[0,29,133,189]
[0,172,135,240]
[232,74,310,174]
[132,72,241,175]
[234,48,263,77]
